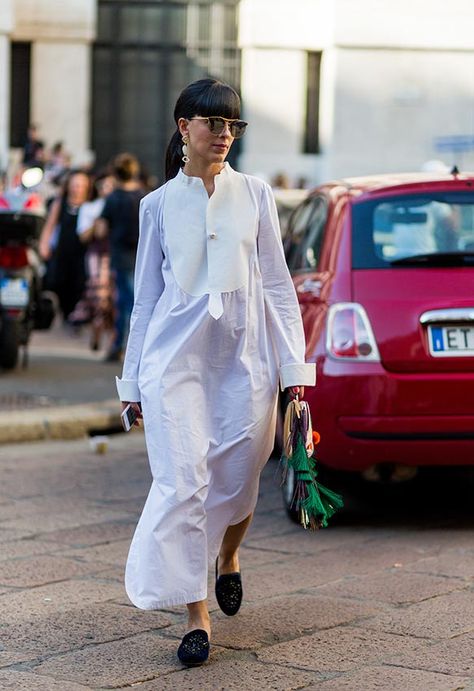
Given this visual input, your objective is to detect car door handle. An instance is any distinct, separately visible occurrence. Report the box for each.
[298,279,322,296]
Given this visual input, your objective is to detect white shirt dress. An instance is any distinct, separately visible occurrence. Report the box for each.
[116,163,315,609]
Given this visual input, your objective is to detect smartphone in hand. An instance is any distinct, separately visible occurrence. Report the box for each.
[121,404,138,432]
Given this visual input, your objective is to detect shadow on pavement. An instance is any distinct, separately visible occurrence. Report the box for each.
[317,464,474,530]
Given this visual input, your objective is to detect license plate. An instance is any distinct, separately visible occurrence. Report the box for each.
[428,325,474,357]
[0,278,29,307]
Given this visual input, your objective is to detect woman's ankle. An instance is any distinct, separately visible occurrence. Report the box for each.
[217,550,240,574]
[186,601,211,636]
[187,614,211,636]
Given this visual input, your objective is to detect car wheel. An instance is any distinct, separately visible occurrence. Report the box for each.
[275,387,293,456]
[281,465,300,524]
[0,320,19,370]
[273,403,283,456]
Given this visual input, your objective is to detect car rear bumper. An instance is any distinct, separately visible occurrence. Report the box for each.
[338,415,474,440]
[308,358,474,470]
[318,434,474,471]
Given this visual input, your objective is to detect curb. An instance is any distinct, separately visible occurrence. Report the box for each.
[0,398,122,444]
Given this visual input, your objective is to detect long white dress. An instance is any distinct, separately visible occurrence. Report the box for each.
[116,163,315,609]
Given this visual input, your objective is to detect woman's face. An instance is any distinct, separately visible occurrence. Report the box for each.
[98,175,115,198]
[68,173,90,205]
[179,115,234,168]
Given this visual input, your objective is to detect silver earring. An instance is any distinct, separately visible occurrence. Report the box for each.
[182,137,190,164]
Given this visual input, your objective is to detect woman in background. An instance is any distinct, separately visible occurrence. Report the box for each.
[69,172,116,350]
[95,154,144,362]
[39,170,91,322]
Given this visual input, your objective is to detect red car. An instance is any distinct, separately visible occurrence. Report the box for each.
[284,171,474,485]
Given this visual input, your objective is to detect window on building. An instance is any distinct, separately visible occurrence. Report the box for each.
[10,43,31,148]
[304,51,322,155]
[93,0,241,181]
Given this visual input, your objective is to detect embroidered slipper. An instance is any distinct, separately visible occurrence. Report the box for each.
[177,629,210,666]
[215,558,243,616]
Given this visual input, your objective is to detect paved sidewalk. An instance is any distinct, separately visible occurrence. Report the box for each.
[0,434,472,690]
[0,323,121,443]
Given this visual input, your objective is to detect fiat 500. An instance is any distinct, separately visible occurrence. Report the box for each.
[283,171,474,487]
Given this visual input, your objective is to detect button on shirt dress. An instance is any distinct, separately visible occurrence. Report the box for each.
[116,163,315,609]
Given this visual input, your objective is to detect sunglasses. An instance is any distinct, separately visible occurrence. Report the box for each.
[189,116,248,139]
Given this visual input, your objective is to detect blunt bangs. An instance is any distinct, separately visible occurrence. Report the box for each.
[191,81,241,120]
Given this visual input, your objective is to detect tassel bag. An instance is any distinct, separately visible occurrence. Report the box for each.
[280,397,344,530]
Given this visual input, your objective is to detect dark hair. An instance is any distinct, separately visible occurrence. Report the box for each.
[89,169,111,201]
[165,78,241,181]
[58,169,91,204]
[112,152,140,182]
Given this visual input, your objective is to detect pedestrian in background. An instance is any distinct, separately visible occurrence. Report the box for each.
[96,153,144,362]
[68,172,116,350]
[39,169,91,322]
[115,78,315,666]
[22,124,45,167]
[44,141,71,182]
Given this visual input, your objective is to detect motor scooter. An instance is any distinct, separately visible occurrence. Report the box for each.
[0,167,56,369]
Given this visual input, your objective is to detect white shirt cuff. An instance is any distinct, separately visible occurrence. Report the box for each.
[115,377,141,402]
[279,363,316,391]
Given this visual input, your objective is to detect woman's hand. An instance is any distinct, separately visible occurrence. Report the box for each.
[121,401,143,426]
[38,238,51,261]
[94,218,109,239]
[78,225,95,244]
[38,198,60,260]
[288,386,305,400]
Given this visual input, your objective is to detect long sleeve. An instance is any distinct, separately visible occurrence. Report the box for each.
[115,195,165,401]
[257,183,316,391]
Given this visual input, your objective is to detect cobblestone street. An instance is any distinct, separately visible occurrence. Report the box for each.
[0,433,472,690]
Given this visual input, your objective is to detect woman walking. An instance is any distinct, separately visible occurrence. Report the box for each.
[39,170,90,322]
[116,78,315,666]
[96,153,144,362]
[69,172,116,350]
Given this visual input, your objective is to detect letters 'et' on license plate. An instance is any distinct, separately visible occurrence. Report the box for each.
[428,325,474,356]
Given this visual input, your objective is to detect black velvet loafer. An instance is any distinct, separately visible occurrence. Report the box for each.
[215,558,243,616]
[177,629,210,666]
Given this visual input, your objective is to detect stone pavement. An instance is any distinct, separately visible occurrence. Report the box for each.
[0,434,473,690]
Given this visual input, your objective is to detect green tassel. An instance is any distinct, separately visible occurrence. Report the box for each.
[316,482,345,514]
[300,476,330,528]
[283,436,344,530]
[286,435,310,472]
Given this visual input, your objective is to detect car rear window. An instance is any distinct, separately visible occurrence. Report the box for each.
[285,195,328,272]
[352,192,474,268]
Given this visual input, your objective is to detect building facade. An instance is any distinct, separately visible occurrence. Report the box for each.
[240,0,474,183]
[92,0,241,180]
[1,0,474,185]
[1,0,95,174]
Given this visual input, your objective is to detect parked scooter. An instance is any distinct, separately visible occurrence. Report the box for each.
[0,167,56,369]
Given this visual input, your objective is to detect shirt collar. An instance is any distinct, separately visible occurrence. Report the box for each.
[177,162,232,187]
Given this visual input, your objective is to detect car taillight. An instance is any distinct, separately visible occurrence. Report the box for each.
[326,303,380,361]
[0,196,9,209]
[0,246,29,269]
